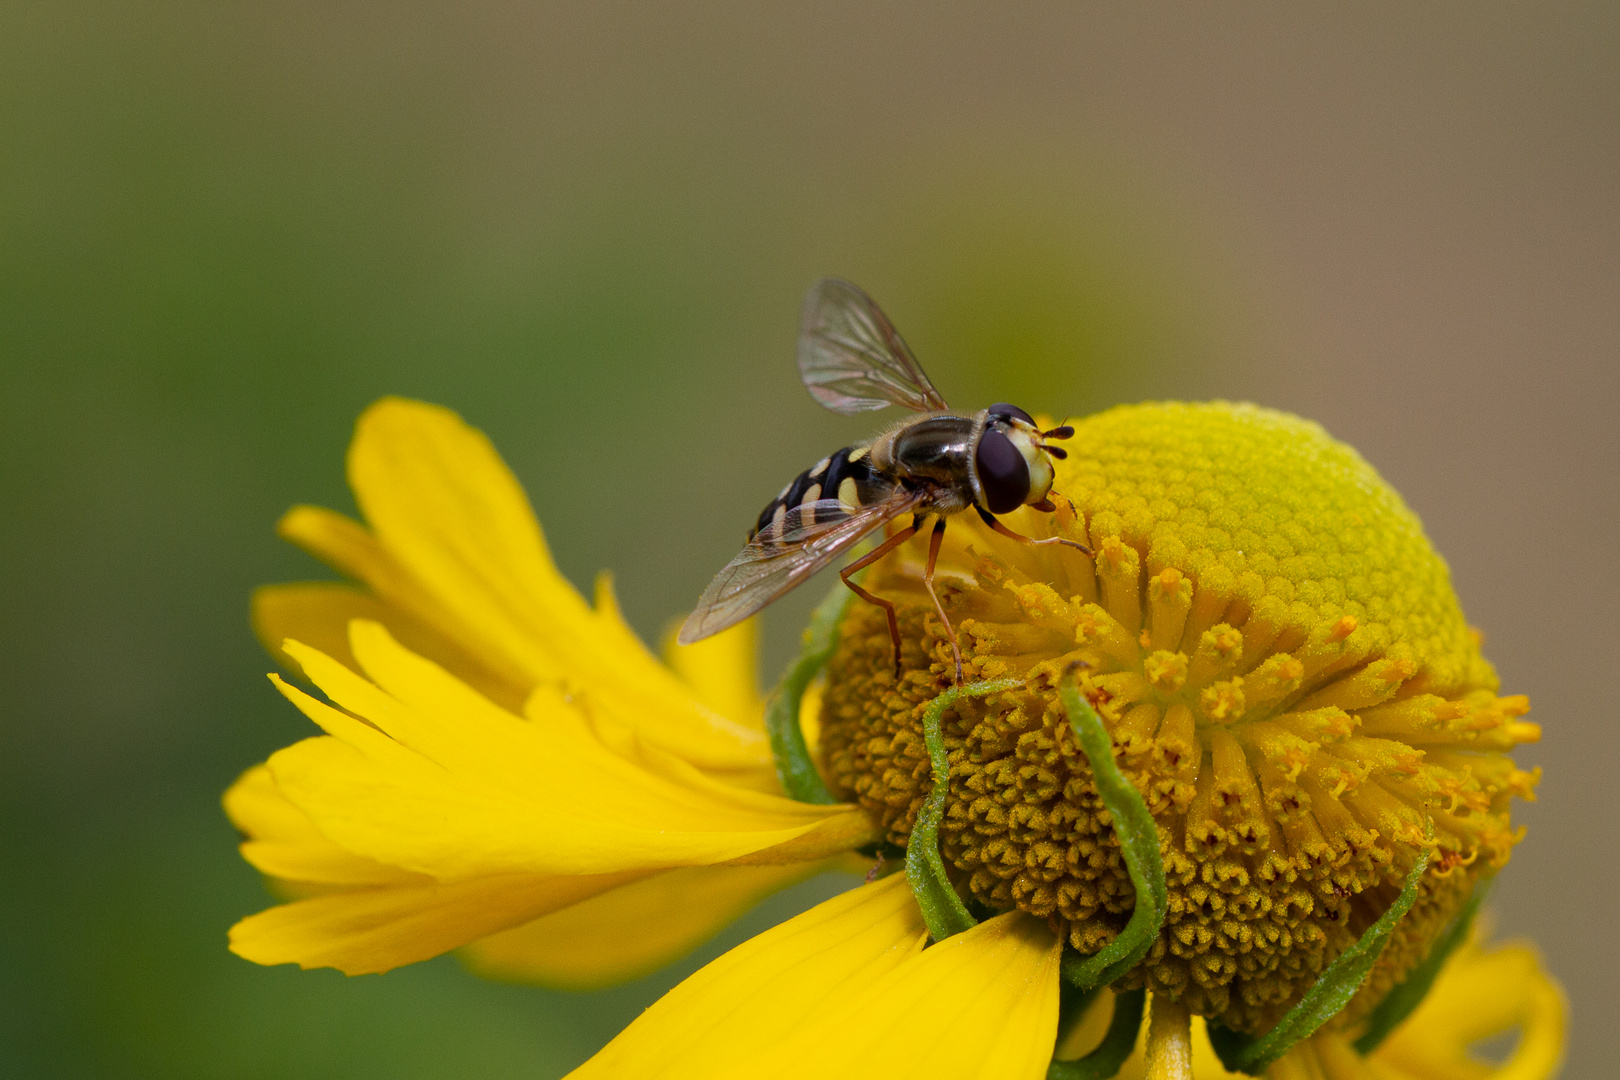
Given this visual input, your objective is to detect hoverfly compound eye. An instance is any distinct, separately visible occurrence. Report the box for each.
[987,403,1035,427]
[975,427,1031,514]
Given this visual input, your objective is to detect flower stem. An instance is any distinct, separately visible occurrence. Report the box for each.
[1144,995,1193,1080]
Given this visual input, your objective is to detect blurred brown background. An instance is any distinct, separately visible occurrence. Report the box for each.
[1,3,1614,1077]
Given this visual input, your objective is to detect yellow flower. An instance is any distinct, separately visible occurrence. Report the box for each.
[226,397,875,981]
[228,397,1563,1079]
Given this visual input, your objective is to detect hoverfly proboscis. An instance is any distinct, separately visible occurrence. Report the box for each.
[678,278,1090,682]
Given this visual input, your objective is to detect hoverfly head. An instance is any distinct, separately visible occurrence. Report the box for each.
[978,404,1060,512]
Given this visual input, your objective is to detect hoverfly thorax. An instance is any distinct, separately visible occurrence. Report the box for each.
[875,413,976,507]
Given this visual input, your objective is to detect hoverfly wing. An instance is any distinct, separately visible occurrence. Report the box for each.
[678,489,926,644]
[796,278,950,415]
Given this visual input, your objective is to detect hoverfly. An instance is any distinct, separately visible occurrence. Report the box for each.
[679,278,1090,681]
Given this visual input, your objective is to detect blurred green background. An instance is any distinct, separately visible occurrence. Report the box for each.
[2,4,1615,1077]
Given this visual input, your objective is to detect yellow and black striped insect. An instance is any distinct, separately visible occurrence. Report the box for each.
[680,278,1089,680]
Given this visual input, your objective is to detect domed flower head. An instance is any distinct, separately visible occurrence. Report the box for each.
[228,397,1563,1079]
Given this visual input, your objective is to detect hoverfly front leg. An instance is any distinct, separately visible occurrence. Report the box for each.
[922,516,965,684]
[975,506,1094,556]
[839,518,921,678]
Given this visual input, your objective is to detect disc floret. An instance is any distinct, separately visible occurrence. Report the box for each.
[818,402,1539,1034]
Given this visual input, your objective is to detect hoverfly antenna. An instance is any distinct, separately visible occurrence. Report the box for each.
[1037,419,1073,458]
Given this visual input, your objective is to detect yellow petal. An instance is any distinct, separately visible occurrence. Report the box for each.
[1189,1016,1245,1079]
[657,612,787,793]
[460,861,830,990]
[569,874,1064,1080]
[1371,938,1566,1080]
[334,397,767,771]
[567,874,923,1078]
[228,869,644,975]
[1312,1031,1395,1079]
[253,580,527,712]
[742,911,1062,1080]
[224,764,419,886]
[799,678,824,759]
[339,619,832,842]
[275,503,503,674]
[232,762,767,977]
[663,615,765,731]
[265,626,868,878]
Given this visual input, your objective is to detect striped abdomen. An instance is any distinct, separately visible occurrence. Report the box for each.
[751,445,893,543]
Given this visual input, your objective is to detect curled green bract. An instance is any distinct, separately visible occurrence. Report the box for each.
[906,678,1023,942]
[1209,825,1436,1076]
[1353,877,1490,1054]
[1057,678,1168,990]
[1047,988,1147,1080]
[763,581,854,805]
[904,677,1165,1078]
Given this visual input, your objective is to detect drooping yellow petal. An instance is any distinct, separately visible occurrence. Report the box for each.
[569,873,1063,1080]
[1371,938,1566,1080]
[1189,1018,1245,1080]
[321,397,765,771]
[252,580,526,712]
[1263,1044,1334,1080]
[1312,1031,1391,1079]
[224,764,419,886]
[230,731,865,976]
[1056,988,1121,1061]
[567,874,922,1078]
[264,625,868,879]
[231,760,828,977]
[338,618,852,847]
[252,581,384,681]
[663,615,765,731]
[274,503,495,671]
[799,679,824,758]
[460,861,832,990]
[228,868,644,975]
[737,912,1062,1080]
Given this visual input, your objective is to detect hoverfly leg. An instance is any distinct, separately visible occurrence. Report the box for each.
[839,520,920,678]
[923,516,964,684]
[976,506,1094,556]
